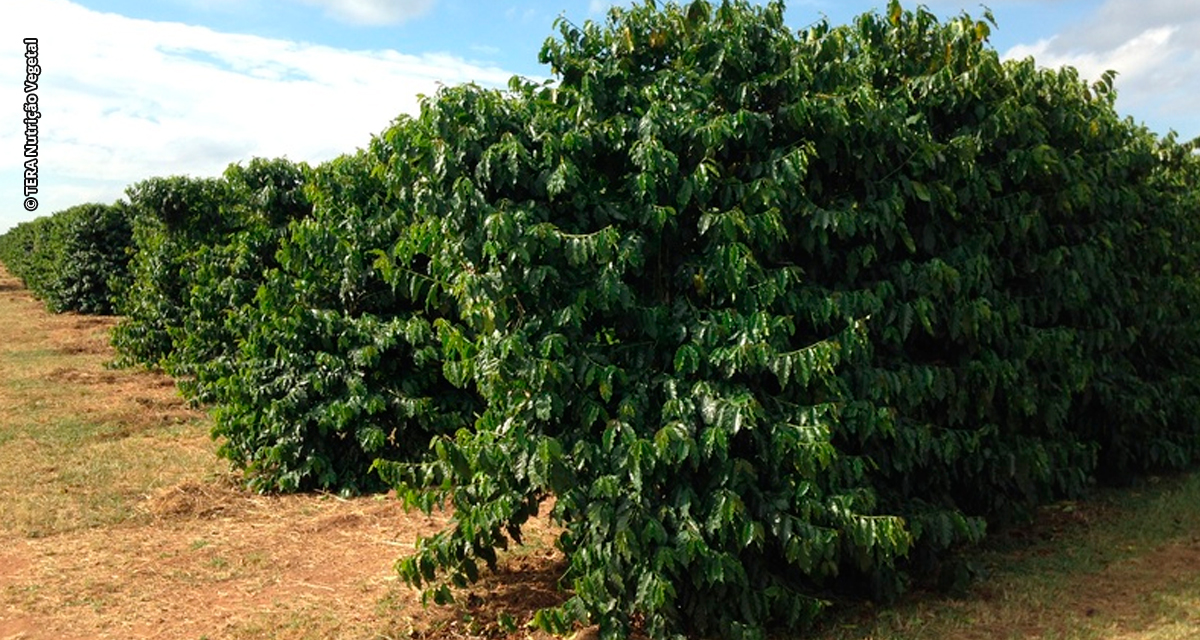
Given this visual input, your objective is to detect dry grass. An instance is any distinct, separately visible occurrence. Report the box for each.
[811,475,1200,640]
[1,261,1199,640]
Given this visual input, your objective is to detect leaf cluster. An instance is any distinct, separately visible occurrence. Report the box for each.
[207,150,479,492]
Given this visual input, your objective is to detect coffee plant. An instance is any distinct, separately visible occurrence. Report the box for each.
[109,173,235,368]
[0,212,64,301]
[170,157,314,403]
[208,149,479,492]
[370,1,1200,638]
[109,158,311,382]
[0,202,133,314]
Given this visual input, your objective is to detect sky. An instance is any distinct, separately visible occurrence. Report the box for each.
[1,0,1197,234]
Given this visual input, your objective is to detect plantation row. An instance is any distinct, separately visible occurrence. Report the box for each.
[4,2,1200,638]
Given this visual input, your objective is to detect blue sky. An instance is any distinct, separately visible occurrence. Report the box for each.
[2,0,1198,233]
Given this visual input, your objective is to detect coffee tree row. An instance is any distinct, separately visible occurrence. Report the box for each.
[1,1,1198,638]
[0,202,133,314]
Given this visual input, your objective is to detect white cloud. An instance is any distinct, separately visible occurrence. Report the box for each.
[1001,0,1200,139]
[470,43,502,56]
[293,0,435,25]
[1005,26,1179,92]
[0,0,514,231]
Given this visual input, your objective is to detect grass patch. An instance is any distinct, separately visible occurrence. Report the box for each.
[0,265,219,538]
[0,412,217,536]
[813,473,1200,640]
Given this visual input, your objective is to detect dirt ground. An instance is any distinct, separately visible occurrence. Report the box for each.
[0,483,566,640]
